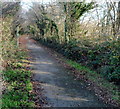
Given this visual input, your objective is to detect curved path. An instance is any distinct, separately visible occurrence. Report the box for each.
[27,38,109,107]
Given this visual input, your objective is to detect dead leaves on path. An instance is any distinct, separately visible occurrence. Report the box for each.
[32,80,48,108]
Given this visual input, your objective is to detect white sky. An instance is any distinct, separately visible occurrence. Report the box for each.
[21,0,120,12]
[21,0,120,10]
[21,0,54,11]
[2,0,120,2]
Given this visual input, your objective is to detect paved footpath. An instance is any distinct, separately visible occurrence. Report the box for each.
[27,38,110,107]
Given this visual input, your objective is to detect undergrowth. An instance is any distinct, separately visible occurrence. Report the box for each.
[2,52,34,108]
[1,16,34,108]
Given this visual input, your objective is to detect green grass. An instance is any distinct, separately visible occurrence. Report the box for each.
[3,69,31,83]
[66,60,120,103]
[2,90,34,108]
[2,61,34,108]
[67,60,96,74]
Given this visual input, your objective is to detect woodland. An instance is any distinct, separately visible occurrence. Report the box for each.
[1,0,120,108]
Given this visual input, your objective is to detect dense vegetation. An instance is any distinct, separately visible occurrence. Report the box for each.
[1,2,34,108]
[1,0,120,107]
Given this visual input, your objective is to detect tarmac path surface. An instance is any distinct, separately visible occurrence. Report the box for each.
[27,38,109,107]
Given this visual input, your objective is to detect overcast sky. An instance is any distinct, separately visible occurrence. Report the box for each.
[21,0,120,10]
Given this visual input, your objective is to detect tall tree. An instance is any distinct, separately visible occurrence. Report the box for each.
[61,2,94,42]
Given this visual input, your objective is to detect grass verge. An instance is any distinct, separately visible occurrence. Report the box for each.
[66,60,120,106]
[2,51,34,108]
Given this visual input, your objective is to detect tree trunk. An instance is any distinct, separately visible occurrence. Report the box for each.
[117,2,120,31]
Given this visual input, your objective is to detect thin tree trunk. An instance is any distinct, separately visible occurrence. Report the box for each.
[117,2,120,31]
